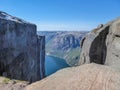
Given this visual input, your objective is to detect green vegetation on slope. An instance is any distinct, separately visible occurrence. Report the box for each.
[46,37,81,66]
[65,47,81,66]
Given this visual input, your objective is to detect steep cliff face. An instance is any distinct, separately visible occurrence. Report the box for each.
[79,17,120,70]
[37,36,45,79]
[0,11,45,82]
[43,31,87,51]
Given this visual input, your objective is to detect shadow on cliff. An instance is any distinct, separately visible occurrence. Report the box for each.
[89,26,109,64]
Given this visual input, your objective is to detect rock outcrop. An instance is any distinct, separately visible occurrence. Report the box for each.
[79,18,120,70]
[0,11,45,82]
[26,63,120,90]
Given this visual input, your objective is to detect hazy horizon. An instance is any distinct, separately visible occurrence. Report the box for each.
[0,0,120,31]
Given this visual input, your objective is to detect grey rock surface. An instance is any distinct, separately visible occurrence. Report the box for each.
[79,17,120,70]
[26,63,120,90]
[0,11,45,82]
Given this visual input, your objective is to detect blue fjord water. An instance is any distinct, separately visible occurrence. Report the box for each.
[45,55,69,76]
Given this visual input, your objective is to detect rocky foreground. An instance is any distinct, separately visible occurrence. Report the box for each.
[0,77,28,90]
[26,63,120,90]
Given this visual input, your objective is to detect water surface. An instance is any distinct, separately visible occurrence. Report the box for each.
[45,55,69,76]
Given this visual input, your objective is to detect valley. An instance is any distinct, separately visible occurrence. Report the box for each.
[38,31,88,66]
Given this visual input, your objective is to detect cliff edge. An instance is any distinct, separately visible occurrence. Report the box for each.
[0,11,45,83]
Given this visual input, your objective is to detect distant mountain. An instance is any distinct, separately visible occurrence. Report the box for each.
[38,31,88,66]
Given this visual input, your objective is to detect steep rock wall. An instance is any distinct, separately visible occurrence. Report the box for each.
[37,36,45,79]
[0,11,45,82]
[79,17,120,70]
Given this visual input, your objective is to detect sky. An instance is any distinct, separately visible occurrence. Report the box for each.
[0,0,120,31]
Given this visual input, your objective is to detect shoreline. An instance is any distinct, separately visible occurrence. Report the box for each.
[46,53,65,61]
[45,54,70,66]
